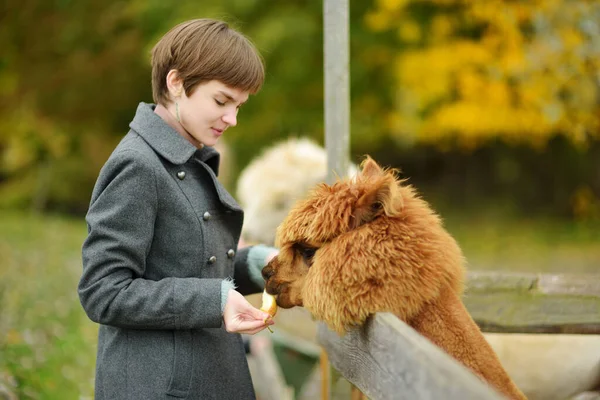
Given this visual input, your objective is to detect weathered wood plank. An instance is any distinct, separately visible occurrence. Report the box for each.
[537,273,600,296]
[323,0,350,185]
[466,271,538,292]
[466,271,600,295]
[465,272,600,333]
[317,313,504,400]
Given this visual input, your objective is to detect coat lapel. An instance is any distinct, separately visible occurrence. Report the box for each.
[130,102,241,211]
[194,148,242,212]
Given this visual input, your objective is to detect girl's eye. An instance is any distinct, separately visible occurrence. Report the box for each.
[215,99,225,106]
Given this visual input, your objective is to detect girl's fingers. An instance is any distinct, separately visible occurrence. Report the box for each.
[237,319,268,332]
[242,326,265,335]
[237,317,275,335]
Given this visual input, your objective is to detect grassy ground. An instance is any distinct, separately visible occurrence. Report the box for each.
[0,210,96,399]
[0,209,597,398]
[441,209,600,274]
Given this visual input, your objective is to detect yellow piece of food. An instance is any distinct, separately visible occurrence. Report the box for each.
[260,290,277,333]
[260,290,278,319]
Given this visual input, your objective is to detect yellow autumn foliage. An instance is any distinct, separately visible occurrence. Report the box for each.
[366,0,600,149]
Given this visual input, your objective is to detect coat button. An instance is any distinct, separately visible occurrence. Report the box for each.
[227,249,235,259]
[177,171,186,180]
[208,256,217,264]
[203,211,211,221]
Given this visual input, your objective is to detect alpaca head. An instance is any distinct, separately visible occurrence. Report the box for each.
[262,157,465,334]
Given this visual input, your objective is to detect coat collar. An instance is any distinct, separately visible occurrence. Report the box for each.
[129,102,220,176]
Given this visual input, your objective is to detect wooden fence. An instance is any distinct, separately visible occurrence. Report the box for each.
[311,271,600,399]
[318,314,504,400]
[464,271,600,334]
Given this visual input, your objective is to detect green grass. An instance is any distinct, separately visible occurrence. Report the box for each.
[273,344,318,396]
[441,208,600,274]
[0,210,96,399]
[0,208,597,398]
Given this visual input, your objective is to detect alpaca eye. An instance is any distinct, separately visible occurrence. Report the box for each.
[302,247,316,261]
[294,243,317,266]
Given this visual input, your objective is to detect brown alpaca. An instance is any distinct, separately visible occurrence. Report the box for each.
[262,157,527,400]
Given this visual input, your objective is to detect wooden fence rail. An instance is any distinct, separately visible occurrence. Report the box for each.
[465,271,600,334]
[311,272,600,399]
[317,313,504,400]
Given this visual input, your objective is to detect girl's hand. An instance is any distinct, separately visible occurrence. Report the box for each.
[223,289,274,334]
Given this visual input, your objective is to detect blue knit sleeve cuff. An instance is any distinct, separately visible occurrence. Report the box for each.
[220,278,236,313]
[247,245,279,287]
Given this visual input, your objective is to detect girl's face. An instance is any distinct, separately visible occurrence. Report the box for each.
[177,80,249,147]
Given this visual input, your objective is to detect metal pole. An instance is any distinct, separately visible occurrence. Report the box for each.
[323,0,350,184]
[322,1,351,399]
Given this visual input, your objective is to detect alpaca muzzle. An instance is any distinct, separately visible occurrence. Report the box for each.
[261,260,281,296]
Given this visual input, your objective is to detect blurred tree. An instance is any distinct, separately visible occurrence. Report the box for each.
[0,0,154,212]
[357,0,600,219]
[1,0,599,218]
[364,0,600,149]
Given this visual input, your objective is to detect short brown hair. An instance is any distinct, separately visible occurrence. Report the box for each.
[151,19,265,105]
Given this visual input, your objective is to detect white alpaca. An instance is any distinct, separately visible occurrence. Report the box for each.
[236,138,600,400]
[237,137,356,245]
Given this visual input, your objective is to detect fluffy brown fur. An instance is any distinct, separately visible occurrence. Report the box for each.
[262,157,526,400]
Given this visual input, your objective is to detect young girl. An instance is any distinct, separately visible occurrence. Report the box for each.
[79,19,277,399]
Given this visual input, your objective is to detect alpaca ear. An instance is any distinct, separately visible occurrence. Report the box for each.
[360,156,384,179]
[350,177,397,229]
[350,156,401,229]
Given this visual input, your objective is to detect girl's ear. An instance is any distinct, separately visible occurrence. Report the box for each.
[166,69,184,98]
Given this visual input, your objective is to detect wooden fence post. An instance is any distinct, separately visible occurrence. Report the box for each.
[323,0,351,397]
[323,0,350,185]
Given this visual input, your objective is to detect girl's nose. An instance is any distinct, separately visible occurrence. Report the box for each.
[222,110,237,127]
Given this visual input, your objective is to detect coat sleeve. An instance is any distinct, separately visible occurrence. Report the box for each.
[232,245,279,295]
[79,149,223,330]
[232,247,261,295]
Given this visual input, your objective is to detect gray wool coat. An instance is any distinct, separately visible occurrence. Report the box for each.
[79,102,262,399]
